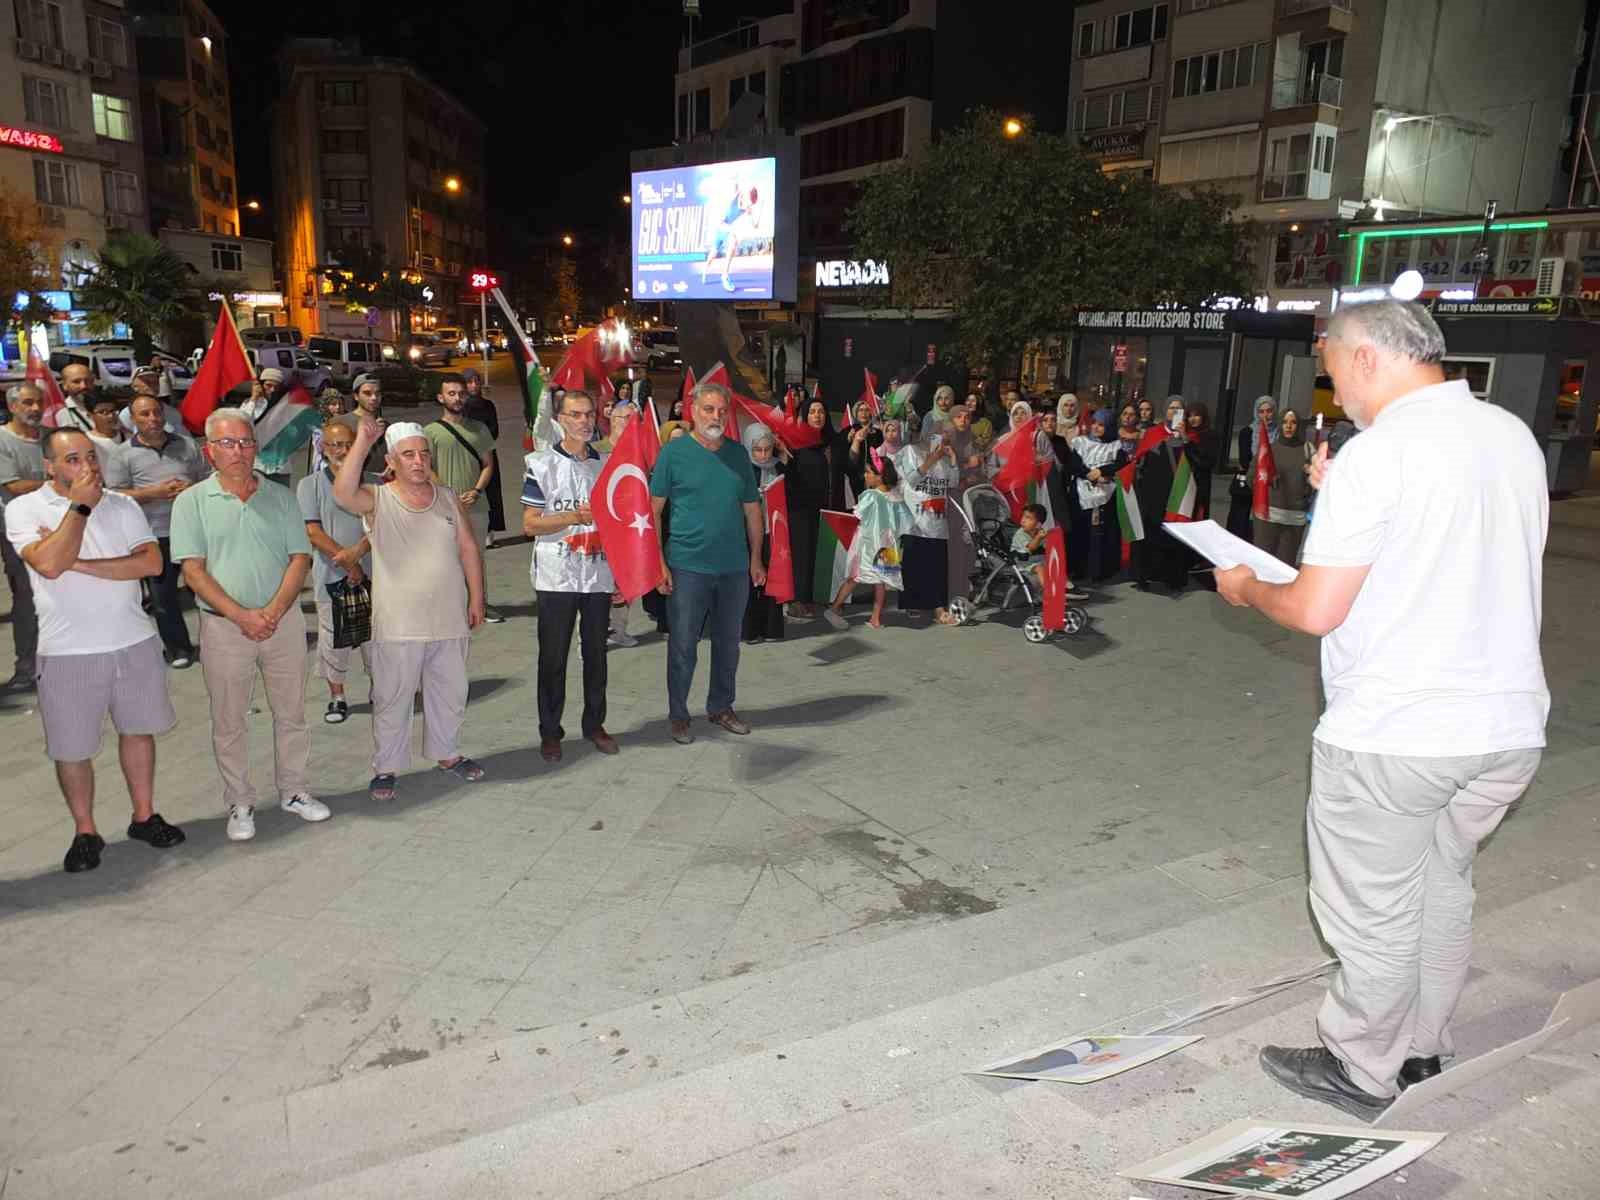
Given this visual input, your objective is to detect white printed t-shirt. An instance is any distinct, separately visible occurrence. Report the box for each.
[521,444,616,594]
[4,487,158,655]
[1300,378,1549,757]
[894,442,956,540]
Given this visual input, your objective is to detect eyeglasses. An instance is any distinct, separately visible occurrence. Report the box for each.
[209,437,257,450]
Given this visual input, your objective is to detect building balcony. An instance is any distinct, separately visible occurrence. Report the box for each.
[1271,73,1342,111]
[1260,170,1309,200]
[1277,0,1354,36]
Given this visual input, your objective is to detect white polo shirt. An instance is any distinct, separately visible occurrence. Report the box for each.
[1301,379,1549,756]
[4,488,158,656]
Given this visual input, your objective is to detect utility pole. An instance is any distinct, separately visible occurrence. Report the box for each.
[1471,200,1497,299]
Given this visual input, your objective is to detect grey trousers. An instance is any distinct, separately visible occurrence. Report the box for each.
[1308,739,1541,1097]
[369,637,470,774]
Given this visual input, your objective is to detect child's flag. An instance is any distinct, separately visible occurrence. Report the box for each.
[813,508,860,605]
[1165,453,1196,522]
[1251,419,1276,520]
[180,301,253,435]
[1041,526,1068,632]
[1114,462,1144,566]
[253,379,321,473]
[860,368,881,419]
[590,413,662,601]
[763,476,795,604]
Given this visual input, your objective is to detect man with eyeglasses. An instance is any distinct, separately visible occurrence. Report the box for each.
[170,407,331,842]
[521,388,618,762]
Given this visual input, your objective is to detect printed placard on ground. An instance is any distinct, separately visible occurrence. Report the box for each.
[1377,1019,1567,1125]
[971,1034,1203,1084]
[1120,1121,1443,1199]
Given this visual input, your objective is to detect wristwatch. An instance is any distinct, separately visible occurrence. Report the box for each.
[72,503,92,518]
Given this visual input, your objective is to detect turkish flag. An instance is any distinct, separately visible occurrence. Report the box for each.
[181,302,253,435]
[992,414,1040,520]
[1041,526,1068,632]
[859,368,881,420]
[591,413,663,602]
[762,476,795,603]
[677,365,696,419]
[1251,421,1276,520]
[731,392,824,451]
[25,341,66,428]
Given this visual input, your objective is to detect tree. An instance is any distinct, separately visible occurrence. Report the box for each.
[847,108,1256,371]
[0,182,62,344]
[547,257,580,332]
[323,242,425,338]
[75,230,200,362]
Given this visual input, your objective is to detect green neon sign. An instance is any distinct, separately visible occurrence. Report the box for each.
[1350,220,1549,284]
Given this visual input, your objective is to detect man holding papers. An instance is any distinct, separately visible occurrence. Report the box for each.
[1215,299,1549,1120]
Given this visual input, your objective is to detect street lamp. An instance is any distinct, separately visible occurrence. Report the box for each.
[562,234,574,247]
[621,194,631,205]
[444,176,461,194]
[1003,117,1024,138]
[245,200,260,211]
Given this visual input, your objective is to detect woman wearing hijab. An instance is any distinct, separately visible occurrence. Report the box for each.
[1135,397,1156,431]
[925,384,958,431]
[782,398,835,618]
[741,422,787,642]
[1056,392,1089,439]
[1069,408,1125,582]
[844,408,882,500]
[1253,407,1314,564]
[942,403,989,604]
[460,367,505,544]
[1131,395,1194,592]
[891,418,958,624]
[1227,395,1277,541]
[1117,404,1140,456]
[1183,401,1218,521]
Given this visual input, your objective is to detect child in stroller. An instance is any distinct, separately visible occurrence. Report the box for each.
[948,486,1091,638]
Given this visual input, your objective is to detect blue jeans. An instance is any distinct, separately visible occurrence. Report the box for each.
[666,567,749,722]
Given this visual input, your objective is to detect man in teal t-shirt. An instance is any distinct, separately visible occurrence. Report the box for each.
[649,381,764,744]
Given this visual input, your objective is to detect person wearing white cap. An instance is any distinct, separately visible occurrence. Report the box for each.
[335,414,486,802]
[335,373,388,480]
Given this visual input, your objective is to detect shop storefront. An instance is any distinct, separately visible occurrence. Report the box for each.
[1066,307,1315,463]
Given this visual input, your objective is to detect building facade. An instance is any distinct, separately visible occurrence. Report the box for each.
[157,227,284,333]
[1068,0,1588,315]
[674,12,796,144]
[128,0,237,236]
[271,38,487,340]
[4,0,149,287]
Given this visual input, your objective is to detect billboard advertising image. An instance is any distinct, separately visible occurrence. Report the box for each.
[632,157,778,301]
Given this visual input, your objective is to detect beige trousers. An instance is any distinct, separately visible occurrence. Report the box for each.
[1308,738,1541,1097]
[314,597,372,686]
[369,637,470,774]
[198,608,310,808]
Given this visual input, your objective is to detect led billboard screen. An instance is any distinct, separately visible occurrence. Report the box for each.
[631,156,779,301]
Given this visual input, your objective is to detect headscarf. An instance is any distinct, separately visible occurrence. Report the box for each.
[1056,392,1081,433]
[1092,408,1114,441]
[1008,401,1033,432]
[1249,395,1280,449]
[741,421,780,489]
[1276,410,1305,449]
[659,419,685,442]
[945,410,980,485]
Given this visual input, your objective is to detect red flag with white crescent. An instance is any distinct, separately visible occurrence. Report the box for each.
[1041,526,1067,632]
[181,301,253,435]
[1251,420,1275,520]
[992,414,1040,521]
[678,365,696,419]
[25,341,66,427]
[731,392,824,451]
[763,475,795,604]
[590,414,662,602]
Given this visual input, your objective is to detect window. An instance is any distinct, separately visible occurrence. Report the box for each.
[694,87,711,135]
[93,94,136,142]
[21,0,65,48]
[318,80,367,107]
[210,241,243,272]
[1262,132,1312,198]
[800,109,906,178]
[102,169,139,214]
[348,342,370,363]
[223,221,235,235]
[677,92,688,138]
[33,158,80,206]
[219,175,233,200]
[1075,85,1161,132]
[1157,130,1260,184]
[199,164,215,188]
[1109,4,1167,50]
[1172,43,1261,98]
[748,70,766,95]
[22,77,71,130]
[729,75,746,109]
[88,17,127,66]
[202,214,218,233]
[1077,21,1095,58]
[323,178,370,204]
[320,128,369,154]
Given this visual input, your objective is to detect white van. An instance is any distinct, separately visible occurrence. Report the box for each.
[246,345,332,393]
[306,335,386,380]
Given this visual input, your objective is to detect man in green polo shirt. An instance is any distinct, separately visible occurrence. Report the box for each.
[170,406,332,842]
[425,373,503,623]
[648,380,765,745]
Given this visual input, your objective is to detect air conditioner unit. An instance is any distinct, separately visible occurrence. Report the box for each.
[43,46,64,66]
[18,39,43,60]
[1534,256,1564,297]
[38,205,67,227]
[90,58,112,78]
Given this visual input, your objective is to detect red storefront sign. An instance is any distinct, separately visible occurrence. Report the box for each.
[0,124,65,153]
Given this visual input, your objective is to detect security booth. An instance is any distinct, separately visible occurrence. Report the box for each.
[1429,297,1600,493]
[1066,308,1315,464]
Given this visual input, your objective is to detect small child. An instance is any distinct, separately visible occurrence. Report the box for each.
[1012,504,1088,601]
[826,454,912,630]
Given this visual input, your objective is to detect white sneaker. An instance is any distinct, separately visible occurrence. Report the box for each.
[226,805,256,841]
[607,630,637,648]
[281,792,332,822]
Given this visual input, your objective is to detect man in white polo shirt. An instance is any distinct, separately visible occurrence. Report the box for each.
[1217,299,1549,1120]
[5,428,185,873]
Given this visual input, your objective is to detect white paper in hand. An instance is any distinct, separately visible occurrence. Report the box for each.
[1163,519,1299,584]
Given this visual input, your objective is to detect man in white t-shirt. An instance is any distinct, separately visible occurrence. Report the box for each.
[5,428,185,873]
[1217,299,1548,1120]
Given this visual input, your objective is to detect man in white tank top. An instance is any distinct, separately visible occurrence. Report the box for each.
[1218,300,1549,1120]
[335,417,487,802]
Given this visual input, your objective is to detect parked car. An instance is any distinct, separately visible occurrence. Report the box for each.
[241,325,303,347]
[246,344,332,393]
[431,327,466,358]
[637,328,682,370]
[401,334,454,368]
[306,335,388,381]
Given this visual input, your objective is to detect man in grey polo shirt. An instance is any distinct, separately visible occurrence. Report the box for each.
[170,406,331,842]
[1,382,47,690]
[298,418,371,724]
[123,393,208,668]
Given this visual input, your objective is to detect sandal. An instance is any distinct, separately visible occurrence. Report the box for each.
[436,757,486,782]
[369,774,397,801]
[324,699,349,724]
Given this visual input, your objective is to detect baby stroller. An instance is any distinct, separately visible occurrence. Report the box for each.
[948,484,1089,641]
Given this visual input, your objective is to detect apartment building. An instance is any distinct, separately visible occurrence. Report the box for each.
[271,38,487,339]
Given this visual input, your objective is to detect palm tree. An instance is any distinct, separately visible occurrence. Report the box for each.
[75,230,200,362]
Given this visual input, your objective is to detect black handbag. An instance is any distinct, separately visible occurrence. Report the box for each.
[328,578,372,649]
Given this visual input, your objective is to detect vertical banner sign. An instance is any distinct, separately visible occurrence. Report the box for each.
[1112,344,1129,374]
[843,337,853,359]
[926,343,937,365]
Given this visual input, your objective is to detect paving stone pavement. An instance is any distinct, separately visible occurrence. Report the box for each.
[1,377,1597,1197]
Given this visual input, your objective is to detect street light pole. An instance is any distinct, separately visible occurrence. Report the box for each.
[481,287,489,371]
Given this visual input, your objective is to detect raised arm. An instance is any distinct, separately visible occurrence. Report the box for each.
[333,416,380,516]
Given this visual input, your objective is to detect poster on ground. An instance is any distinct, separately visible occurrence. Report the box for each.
[1120,1121,1443,1198]
[971,1034,1202,1084]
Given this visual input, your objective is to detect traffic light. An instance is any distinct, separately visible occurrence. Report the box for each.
[467,269,500,291]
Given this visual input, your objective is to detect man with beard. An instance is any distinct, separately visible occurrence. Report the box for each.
[425,374,503,623]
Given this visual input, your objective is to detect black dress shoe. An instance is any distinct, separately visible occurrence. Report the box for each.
[64,832,105,873]
[1398,1055,1441,1092]
[1259,1045,1392,1121]
[127,813,186,849]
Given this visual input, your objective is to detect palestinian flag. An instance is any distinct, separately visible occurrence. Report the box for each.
[1165,454,1196,522]
[490,289,549,449]
[253,381,320,476]
[1114,462,1143,565]
[813,508,860,605]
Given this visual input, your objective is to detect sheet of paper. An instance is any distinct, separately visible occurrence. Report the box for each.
[971,1034,1202,1084]
[1163,519,1300,584]
[1378,1019,1567,1125]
